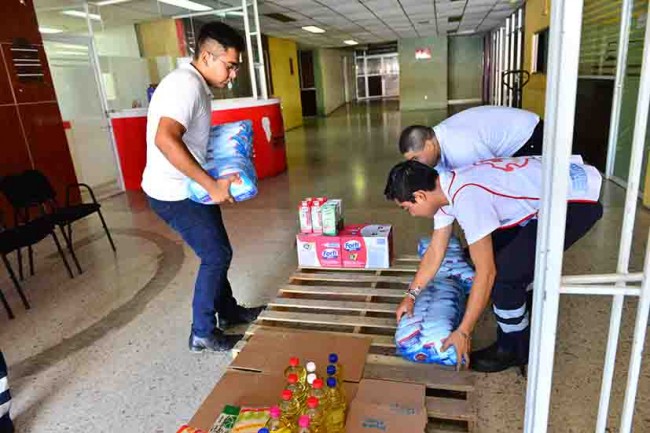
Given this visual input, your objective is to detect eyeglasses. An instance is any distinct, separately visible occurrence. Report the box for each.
[211,53,240,73]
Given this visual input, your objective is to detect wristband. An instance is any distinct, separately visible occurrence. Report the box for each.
[404,291,417,301]
[408,285,422,297]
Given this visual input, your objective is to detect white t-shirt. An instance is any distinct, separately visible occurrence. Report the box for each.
[433,106,540,171]
[433,156,602,245]
[141,63,213,201]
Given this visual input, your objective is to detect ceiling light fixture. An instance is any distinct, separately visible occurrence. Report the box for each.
[302,26,326,34]
[157,0,212,12]
[94,0,133,5]
[56,51,87,56]
[39,27,63,34]
[61,10,102,21]
[343,40,358,45]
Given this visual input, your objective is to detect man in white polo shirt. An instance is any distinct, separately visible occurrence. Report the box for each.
[399,105,543,169]
[384,157,603,373]
[142,22,263,353]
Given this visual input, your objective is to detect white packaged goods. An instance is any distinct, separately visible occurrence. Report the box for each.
[395,236,474,366]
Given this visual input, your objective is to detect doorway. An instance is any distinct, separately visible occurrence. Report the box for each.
[42,35,121,197]
[299,50,318,117]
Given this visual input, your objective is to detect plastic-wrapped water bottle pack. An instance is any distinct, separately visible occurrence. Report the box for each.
[187,120,258,204]
[395,236,475,366]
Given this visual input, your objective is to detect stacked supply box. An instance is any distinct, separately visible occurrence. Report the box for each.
[296,197,392,268]
[296,224,393,269]
[296,233,342,268]
[340,224,393,269]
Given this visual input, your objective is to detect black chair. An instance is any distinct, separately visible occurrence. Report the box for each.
[0,170,116,275]
[0,216,73,319]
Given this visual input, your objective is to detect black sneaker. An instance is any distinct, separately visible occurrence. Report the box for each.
[470,342,527,373]
[219,305,266,328]
[188,331,242,353]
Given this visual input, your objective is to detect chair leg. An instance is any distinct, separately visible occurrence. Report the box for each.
[16,248,23,281]
[50,233,74,279]
[96,209,116,252]
[28,245,34,276]
[2,254,30,310]
[0,287,14,319]
[59,225,82,274]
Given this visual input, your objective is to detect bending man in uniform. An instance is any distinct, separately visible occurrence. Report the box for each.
[399,105,544,169]
[385,157,603,372]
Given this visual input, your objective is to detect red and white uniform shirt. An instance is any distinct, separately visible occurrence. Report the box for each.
[433,156,602,245]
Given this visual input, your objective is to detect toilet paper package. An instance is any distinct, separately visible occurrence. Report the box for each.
[395,236,475,366]
[188,120,258,203]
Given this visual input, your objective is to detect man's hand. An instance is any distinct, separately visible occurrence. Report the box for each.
[206,176,238,204]
[395,296,414,322]
[442,329,471,371]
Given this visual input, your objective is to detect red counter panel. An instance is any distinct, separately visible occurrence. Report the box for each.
[111,99,287,191]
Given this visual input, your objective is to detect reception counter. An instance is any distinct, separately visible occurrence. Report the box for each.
[110,97,287,191]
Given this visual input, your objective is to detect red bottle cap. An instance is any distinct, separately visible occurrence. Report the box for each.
[282,389,293,401]
[313,378,324,389]
[289,357,300,367]
[288,373,298,384]
[307,396,319,409]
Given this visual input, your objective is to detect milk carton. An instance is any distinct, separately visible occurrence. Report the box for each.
[296,233,342,267]
[340,224,393,269]
[311,199,325,234]
[299,200,312,233]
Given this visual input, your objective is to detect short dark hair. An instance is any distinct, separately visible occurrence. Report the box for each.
[384,160,439,203]
[194,22,245,59]
[399,125,434,154]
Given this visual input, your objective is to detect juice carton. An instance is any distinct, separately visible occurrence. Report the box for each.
[321,202,339,236]
[340,224,393,269]
[298,200,312,234]
[296,233,342,267]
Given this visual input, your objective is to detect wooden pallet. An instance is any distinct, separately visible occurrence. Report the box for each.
[234,256,478,433]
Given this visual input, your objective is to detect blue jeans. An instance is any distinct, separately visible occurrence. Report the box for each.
[0,351,13,433]
[148,197,239,337]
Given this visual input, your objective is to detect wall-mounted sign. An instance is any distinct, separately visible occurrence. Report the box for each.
[415,47,432,60]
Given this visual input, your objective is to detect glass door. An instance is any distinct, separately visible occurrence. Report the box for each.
[42,35,121,197]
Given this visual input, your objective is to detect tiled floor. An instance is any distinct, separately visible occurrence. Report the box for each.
[0,100,649,432]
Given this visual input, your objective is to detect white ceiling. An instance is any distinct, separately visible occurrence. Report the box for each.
[34,0,525,48]
[259,0,525,47]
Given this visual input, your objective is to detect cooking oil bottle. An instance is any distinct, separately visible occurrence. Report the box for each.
[284,357,307,385]
[324,378,346,433]
[286,373,307,407]
[307,379,329,413]
[264,406,292,433]
[301,396,324,433]
[279,389,300,427]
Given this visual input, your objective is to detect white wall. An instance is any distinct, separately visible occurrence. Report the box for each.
[94,25,141,58]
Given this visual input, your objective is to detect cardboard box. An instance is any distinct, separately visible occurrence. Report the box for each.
[188,329,368,431]
[230,328,371,382]
[296,233,342,267]
[340,224,393,269]
[189,370,286,431]
[346,379,427,433]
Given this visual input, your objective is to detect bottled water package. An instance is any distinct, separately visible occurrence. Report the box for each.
[187,120,258,204]
[395,236,475,366]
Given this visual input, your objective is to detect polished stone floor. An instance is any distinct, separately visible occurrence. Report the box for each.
[0,100,649,432]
